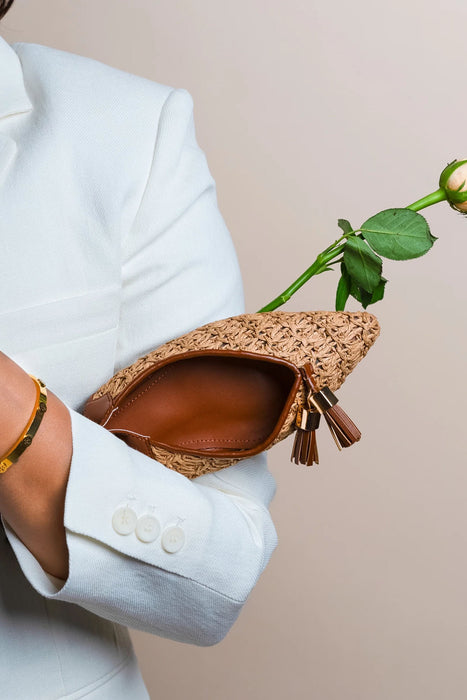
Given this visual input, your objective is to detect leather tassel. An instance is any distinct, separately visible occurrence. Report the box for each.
[300,426,319,465]
[323,404,361,449]
[296,362,361,457]
[291,405,320,466]
[291,427,304,465]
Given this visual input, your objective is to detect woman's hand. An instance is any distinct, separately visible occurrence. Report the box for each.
[0,351,73,580]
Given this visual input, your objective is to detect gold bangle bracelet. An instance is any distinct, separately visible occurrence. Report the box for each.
[0,375,48,474]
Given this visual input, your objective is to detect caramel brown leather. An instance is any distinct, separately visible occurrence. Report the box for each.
[83,393,112,424]
[83,349,302,459]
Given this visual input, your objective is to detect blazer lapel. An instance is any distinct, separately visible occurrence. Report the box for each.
[0,35,33,181]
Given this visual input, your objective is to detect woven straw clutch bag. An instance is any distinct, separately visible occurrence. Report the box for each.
[83,310,380,478]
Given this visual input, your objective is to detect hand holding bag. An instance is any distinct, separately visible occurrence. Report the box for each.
[82,310,380,478]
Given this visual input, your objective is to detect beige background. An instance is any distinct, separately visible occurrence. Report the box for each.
[3,1,467,698]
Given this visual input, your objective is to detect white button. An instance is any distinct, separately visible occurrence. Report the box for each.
[135,514,161,543]
[112,506,137,535]
[161,526,186,553]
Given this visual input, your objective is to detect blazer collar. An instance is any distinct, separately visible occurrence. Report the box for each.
[0,35,33,120]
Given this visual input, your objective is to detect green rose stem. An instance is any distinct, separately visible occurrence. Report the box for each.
[256,241,348,312]
[406,188,447,212]
[256,188,448,313]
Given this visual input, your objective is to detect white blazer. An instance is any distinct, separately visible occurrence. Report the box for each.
[0,36,278,699]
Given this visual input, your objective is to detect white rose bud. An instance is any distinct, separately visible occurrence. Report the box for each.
[439,159,467,212]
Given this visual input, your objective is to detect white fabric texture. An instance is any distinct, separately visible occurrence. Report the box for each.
[0,36,278,699]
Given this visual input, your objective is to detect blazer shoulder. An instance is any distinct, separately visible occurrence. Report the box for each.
[13,41,175,126]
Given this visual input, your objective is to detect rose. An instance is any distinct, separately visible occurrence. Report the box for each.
[439,159,467,213]
[258,160,465,313]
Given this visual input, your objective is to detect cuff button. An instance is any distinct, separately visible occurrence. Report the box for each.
[161,526,185,553]
[112,506,138,535]
[135,514,161,543]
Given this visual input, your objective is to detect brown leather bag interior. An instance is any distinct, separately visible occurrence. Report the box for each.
[105,354,298,454]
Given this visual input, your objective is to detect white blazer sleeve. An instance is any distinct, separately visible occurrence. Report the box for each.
[2,87,278,646]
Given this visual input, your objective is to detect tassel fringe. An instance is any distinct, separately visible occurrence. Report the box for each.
[323,404,361,450]
[290,362,361,466]
[291,414,320,465]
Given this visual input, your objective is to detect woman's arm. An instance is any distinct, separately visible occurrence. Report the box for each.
[1,87,278,646]
[0,351,72,580]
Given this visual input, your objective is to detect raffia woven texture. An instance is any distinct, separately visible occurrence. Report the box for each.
[89,311,380,478]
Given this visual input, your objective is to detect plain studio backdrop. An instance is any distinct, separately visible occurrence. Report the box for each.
[2,2,467,699]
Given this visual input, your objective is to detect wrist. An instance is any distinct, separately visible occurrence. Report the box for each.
[0,376,48,474]
[0,371,37,459]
